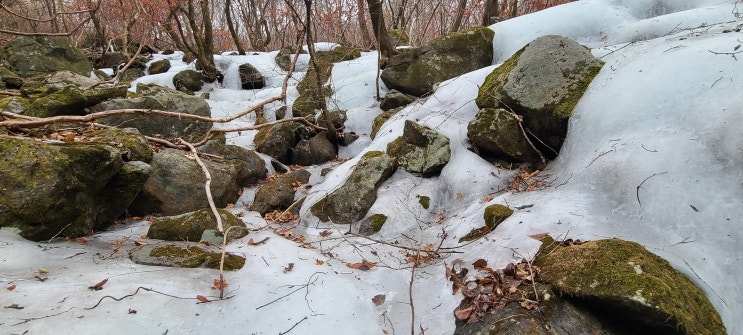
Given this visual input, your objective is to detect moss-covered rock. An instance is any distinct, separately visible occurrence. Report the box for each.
[358,214,388,236]
[371,106,403,139]
[238,63,264,90]
[0,66,24,89]
[293,132,337,165]
[381,27,494,97]
[476,35,603,158]
[148,208,248,244]
[45,70,98,88]
[468,108,542,163]
[274,46,307,72]
[249,169,311,216]
[173,70,204,94]
[255,122,303,164]
[90,127,153,162]
[5,36,93,77]
[380,89,414,111]
[197,140,267,186]
[534,238,726,335]
[129,242,245,270]
[292,46,361,117]
[458,204,513,243]
[0,96,30,114]
[148,59,171,75]
[311,151,397,224]
[24,85,88,117]
[386,120,450,177]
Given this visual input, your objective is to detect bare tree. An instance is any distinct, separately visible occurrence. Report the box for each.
[163,0,220,82]
[482,0,500,25]
[449,0,468,33]
[356,0,373,49]
[225,0,246,55]
[366,0,396,66]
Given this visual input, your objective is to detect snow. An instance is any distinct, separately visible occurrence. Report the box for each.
[2,1,741,334]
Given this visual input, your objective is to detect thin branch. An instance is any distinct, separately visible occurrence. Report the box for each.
[87,43,144,89]
[636,172,667,207]
[84,286,201,310]
[180,139,222,232]
[279,316,308,335]
[12,307,73,326]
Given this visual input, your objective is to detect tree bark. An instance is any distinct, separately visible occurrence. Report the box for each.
[482,0,499,25]
[356,0,373,49]
[225,0,246,55]
[366,0,397,66]
[510,0,518,18]
[449,0,467,33]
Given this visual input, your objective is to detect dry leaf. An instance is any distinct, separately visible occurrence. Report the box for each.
[528,233,549,241]
[283,263,295,273]
[735,44,741,51]
[277,229,295,239]
[456,192,463,200]
[371,294,386,306]
[315,259,324,265]
[38,268,49,274]
[7,285,16,291]
[454,306,475,320]
[346,260,377,271]
[134,241,146,246]
[4,304,24,310]
[319,230,332,237]
[247,238,255,245]
[483,196,494,202]
[128,308,137,314]
[196,295,210,303]
[520,299,538,310]
[211,279,228,290]
[472,259,488,269]
[34,275,47,282]
[88,278,108,291]
[76,237,87,245]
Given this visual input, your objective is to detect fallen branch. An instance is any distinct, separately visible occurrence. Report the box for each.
[0,90,21,96]
[12,307,73,326]
[279,316,308,335]
[180,139,222,232]
[84,286,201,310]
[636,172,668,207]
[87,43,144,89]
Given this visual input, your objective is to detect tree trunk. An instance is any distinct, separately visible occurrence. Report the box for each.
[225,0,246,55]
[449,0,467,33]
[482,0,499,25]
[356,0,373,49]
[510,0,518,18]
[366,0,397,66]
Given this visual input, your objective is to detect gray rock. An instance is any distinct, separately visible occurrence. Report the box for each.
[129,241,245,270]
[91,88,212,143]
[275,46,306,72]
[148,208,248,243]
[379,89,414,111]
[129,148,246,216]
[468,108,542,163]
[0,66,24,89]
[100,52,125,68]
[255,122,302,164]
[381,27,493,97]
[45,70,98,88]
[120,68,144,82]
[0,136,140,241]
[293,132,337,165]
[95,161,152,231]
[90,127,153,162]
[173,70,204,94]
[197,140,267,186]
[0,96,29,114]
[5,36,93,77]
[238,63,264,89]
[476,35,603,157]
[310,151,396,224]
[148,59,171,74]
[249,169,311,215]
[371,106,403,139]
[386,120,450,177]
[25,85,88,117]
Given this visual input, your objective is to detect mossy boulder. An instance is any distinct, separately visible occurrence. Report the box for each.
[120,68,144,82]
[45,70,98,88]
[24,85,88,117]
[173,70,204,94]
[249,169,311,215]
[0,96,30,114]
[534,238,726,335]
[255,122,303,164]
[371,106,403,139]
[358,214,388,236]
[0,136,152,241]
[311,151,397,224]
[129,242,245,270]
[91,87,212,143]
[197,140,267,186]
[148,59,171,75]
[380,89,414,111]
[0,66,24,89]
[90,127,153,162]
[386,120,450,177]
[293,132,337,165]
[292,46,361,117]
[148,208,248,244]
[468,108,542,163]
[275,46,307,72]
[476,35,603,158]
[381,27,494,97]
[458,204,513,243]
[4,36,93,77]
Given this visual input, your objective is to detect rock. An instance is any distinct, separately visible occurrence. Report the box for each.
[100,52,125,69]
[129,147,255,216]
[458,204,513,243]
[4,36,93,77]
[388,29,410,47]
[311,151,396,224]
[371,106,403,139]
[293,132,337,165]
[0,96,30,114]
[129,241,245,270]
[255,122,302,164]
[468,108,542,163]
[0,136,147,241]
[292,46,361,117]
[381,27,493,97]
[275,46,307,72]
[386,120,450,177]
[357,214,387,236]
[25,85,88,117]
[120,68,144,82]
[534,238,726,335]
[148,59,171,74]
[91,87,212,143]
[249,169,311,215]
[238,63,265,89]
[90,127,153,162]
[476,35,603,157]
[45,70,98,88]
[379,89,414,111]
[172,69,204,94]
[148,209,248,244]
[92,69,111,81]
[197,140,267,186]
[0,66,24,89]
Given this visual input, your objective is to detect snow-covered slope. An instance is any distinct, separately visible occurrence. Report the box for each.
[1,1,740,334]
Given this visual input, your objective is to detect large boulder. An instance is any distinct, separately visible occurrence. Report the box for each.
[148,209,248,244]
[476,35,603,158]
[148,59,171,75]
[129,242,245,270]
[293,132,337,165]
[311,151,397,224]
[534,238,726,335]
[255,122,302,164]
[379,89,414,111]
[0,66,23,89]
[238,63,265,89]
[90,127,153,162]
[24,81,128,118]
[292,46,361,117]
[381,27,493,97]
[249,169,311,215]
[386,120,450,177]
[172,69,204,94]
[197,140,268,186]
[467,108,542,163]
[4,36,93,77]
[91,85,212,142]
[274,46,307,72]
[129,146,262,216]
[0,136,151,241]
[45,70,98,88]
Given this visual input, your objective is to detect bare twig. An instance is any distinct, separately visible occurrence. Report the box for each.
[12,307,73,326]
[409,249,419,335]
[180,139,222,233]
[85,286,202,310]
[255,273,321,310]
[0,90,22,96]
[279,316,308,335]
[636,172,668,207]
[87,43,144,89]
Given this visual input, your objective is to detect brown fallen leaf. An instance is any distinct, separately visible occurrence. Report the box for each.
[371,294,386,306]
[283,263,295,273]
[4,304,24,309]
[88,278,108,291]
[315,259,324,265]
[454,306,475,320]
[7,284,16,291]
[34,276,47,282]
[211,278,228,290]
[520,299,539,310]
[76,237,87,245]
[247,238,255,245]
[528,233,549,241]
[134,241,146,246]
[346,260,377,271]
[196,295,210,303]
[472,259,488,269]
[319,230,332,237]
[128,308,137,314]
